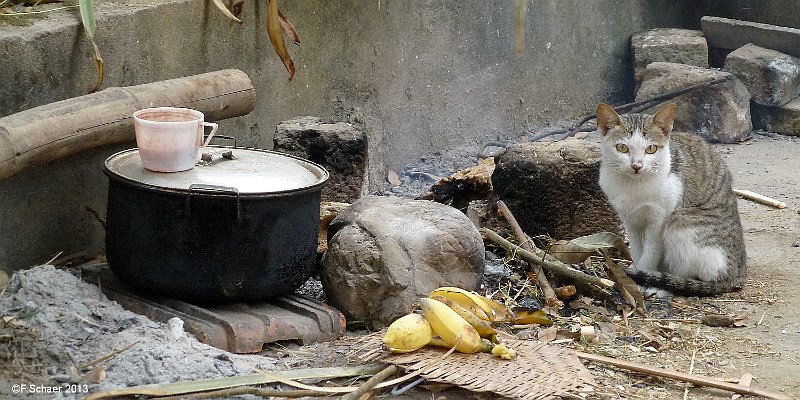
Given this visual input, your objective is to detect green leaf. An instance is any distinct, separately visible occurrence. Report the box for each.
[77,0,103,92]
[78,0,95,37]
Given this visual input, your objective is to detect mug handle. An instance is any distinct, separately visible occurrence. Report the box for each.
[201,122,219,147]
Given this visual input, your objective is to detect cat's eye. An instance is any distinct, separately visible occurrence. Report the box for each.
[645,144,659,154]
[615,144,629,153]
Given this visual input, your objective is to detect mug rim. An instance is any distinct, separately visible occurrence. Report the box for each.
[133,106,204,123]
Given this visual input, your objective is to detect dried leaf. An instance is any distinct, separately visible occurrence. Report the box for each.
[511,307,552,326]
[211,0,243,23]
[549,232,631,264]
[266,0,295,81]
[600,249,644,311]
[278,9,300,45]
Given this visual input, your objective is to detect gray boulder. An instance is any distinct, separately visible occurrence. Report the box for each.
[321,196,484,328]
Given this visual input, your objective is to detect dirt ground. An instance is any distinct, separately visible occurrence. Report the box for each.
[699,132,800,396]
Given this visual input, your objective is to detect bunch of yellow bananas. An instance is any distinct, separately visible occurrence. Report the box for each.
[383,287,522,359]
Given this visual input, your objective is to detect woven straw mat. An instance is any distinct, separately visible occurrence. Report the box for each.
[350,334,596,400]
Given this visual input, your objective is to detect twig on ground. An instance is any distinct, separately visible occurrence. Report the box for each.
[79,341,140,369]
[575,351,790,400]
[495,200,562,308]
[340,365,399,400]
[529,76,732,142]
[480,228,615,290]
[733,189,787,209]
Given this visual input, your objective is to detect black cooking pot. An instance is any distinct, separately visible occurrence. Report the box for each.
[103,146,328,303]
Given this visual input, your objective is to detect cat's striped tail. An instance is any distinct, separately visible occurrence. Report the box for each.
[624,269,743,296]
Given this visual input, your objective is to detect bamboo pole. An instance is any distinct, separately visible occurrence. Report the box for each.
[0,69,255,181]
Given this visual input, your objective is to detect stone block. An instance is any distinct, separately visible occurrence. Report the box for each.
[491,139,623,241]
[724,44,800,107]
[636,62,752,143]
[632,28,709,91]
[701,16,800,59]
[751,97,800,135]
[321,196,484,328]
[274,117,367,203]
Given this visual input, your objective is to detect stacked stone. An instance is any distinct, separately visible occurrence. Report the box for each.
[631,28,751,143]
[723,43,800,135]
[631,20,800,138]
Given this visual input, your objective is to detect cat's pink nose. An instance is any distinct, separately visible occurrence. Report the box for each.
[632,164,642,172]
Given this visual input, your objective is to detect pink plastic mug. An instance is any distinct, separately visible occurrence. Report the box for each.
[133,107,218,172]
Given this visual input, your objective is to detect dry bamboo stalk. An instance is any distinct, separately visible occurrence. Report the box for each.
[154,387,325,399]
[480,228,615,289]
[340,365,398,400]
[733,189,787,209]
[495,201,562,308]
[575,351,790,400]
[84,364,388,400]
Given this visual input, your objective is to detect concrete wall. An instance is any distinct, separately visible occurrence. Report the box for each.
[0,0,701,270]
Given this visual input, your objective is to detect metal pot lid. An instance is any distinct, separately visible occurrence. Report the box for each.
[104,147,328,195]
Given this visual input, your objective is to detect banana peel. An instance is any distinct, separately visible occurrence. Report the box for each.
[419,298,482,353]
[383,313,433,353]
[511,307,553,326]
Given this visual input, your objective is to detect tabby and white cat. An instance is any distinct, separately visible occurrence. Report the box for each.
[596,103,746,296]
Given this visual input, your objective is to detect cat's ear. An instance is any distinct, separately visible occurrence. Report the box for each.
[651,103,677,136]
[596,103,621,136]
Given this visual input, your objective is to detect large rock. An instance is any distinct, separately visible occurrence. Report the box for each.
[274,117,367,203]
[751,97,800,135]
[492,139,623,241]
[636,62,752,143]
[724,44,800,107]
[631,29,709,91]
[321,196,484,328]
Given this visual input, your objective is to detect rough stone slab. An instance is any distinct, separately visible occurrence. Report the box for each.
[491,139,623,241]
[632,28,709,91]
[701,16,800,59]
[725,44,800,107]
[274,117,367,203]
[321,196,484,328]
[636,62,752,143]
[751,97,800,135]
